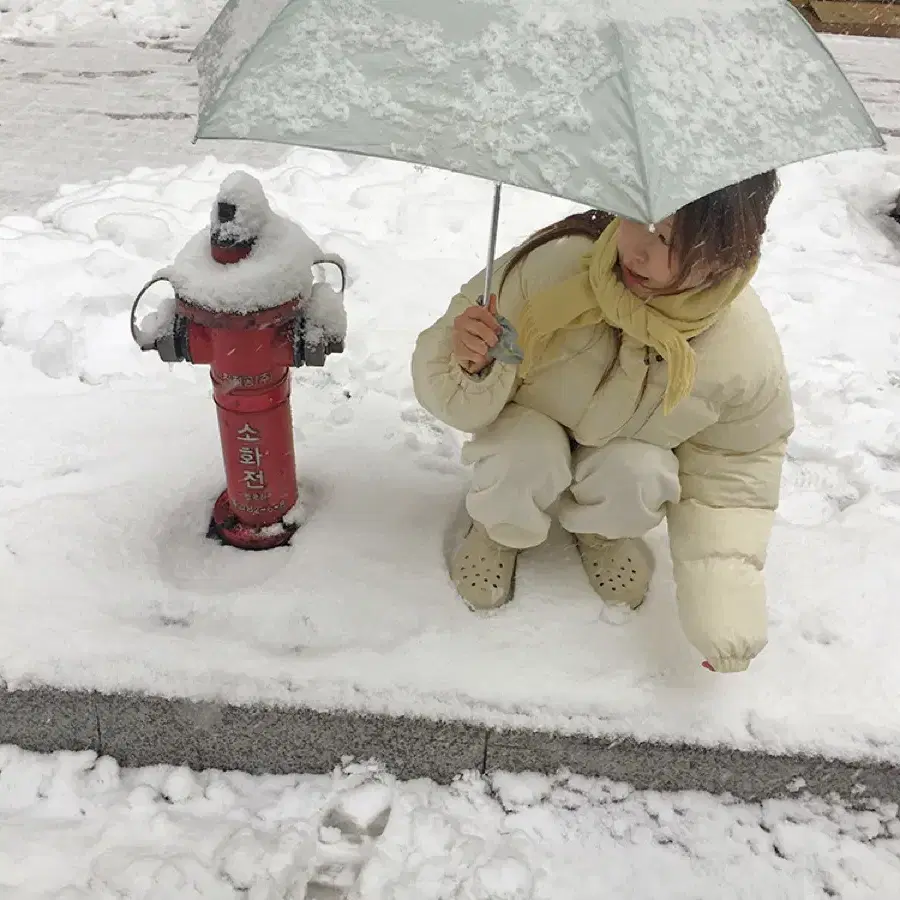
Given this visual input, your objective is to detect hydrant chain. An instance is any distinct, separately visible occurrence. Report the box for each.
[130,274,176,351]
[311,257,347,294]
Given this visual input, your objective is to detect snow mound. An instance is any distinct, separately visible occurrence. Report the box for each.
[211,170,271,243]
[2,747,900,898]
[163,170,345,315]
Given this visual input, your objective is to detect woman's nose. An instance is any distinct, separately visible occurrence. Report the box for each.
[632,243,649,265]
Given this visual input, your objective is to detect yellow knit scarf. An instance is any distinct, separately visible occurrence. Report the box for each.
[515,219,758,414]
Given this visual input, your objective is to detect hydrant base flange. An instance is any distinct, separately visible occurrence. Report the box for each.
[208,490,298,551]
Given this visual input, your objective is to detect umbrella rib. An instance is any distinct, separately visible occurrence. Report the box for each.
[194,0,294,137]
[609,22,652,224]
[788,4,883,148]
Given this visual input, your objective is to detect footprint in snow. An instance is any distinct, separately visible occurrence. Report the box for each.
[397,404,462,469]
[306,781,394,898]
[778,458,862,526]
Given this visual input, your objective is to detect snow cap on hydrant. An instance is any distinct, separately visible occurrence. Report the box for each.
[129,171,348,551]
[210,171,269,262]
[214,172,271,237]
[153,170,345,319]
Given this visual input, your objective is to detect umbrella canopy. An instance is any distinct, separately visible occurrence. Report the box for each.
[192,0,883,225]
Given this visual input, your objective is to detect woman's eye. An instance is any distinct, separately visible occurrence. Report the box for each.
[658,234,669,246]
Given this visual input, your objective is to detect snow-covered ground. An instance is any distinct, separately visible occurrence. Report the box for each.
[0,0,221,40]
[1,142,900,764]
[1,746,899,898]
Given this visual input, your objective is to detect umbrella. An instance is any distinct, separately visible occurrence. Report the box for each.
[192,0,883,361]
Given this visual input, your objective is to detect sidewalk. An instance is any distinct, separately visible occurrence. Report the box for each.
[0,31,284,215]
[2,27,900,801]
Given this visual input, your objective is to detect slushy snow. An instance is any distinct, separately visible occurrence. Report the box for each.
[0,0,221,39]
[0,746,899,898]
[2,145,900,766]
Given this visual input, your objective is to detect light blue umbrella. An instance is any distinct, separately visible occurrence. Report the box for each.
[192,0,883,361]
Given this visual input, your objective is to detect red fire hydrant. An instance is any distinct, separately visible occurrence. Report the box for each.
[130,173,346,550]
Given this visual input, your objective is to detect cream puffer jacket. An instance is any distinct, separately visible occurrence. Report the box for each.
[411,235,795,672]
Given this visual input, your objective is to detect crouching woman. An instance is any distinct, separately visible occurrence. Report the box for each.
[411,172,794,673]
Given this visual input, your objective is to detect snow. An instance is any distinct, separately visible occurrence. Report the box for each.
[160,171,347,315]
[133,283,177,350]
[304,283,348,350]
[2,143,900,764]
[213,171,273,244]
[0,0,221,39]
[0,746,898,898]
[498,0,803,29]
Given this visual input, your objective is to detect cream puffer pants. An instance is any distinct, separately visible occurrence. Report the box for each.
[462,404,681,548]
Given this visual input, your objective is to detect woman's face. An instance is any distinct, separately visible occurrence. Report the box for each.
[616,216,706,298]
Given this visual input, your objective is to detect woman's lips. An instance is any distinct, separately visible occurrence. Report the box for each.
[620,263,648,289]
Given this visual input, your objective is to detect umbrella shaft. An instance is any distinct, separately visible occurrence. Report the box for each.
[480,182,503,307]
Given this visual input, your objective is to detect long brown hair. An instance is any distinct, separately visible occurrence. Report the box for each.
[499,171,779,296]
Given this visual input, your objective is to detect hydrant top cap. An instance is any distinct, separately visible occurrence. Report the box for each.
[211,173,272,249]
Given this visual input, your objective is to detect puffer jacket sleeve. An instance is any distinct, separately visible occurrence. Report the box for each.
[667,365,794,673]
[411,249,523,434]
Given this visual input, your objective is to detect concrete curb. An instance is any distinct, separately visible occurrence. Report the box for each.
[3,687,899,805]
